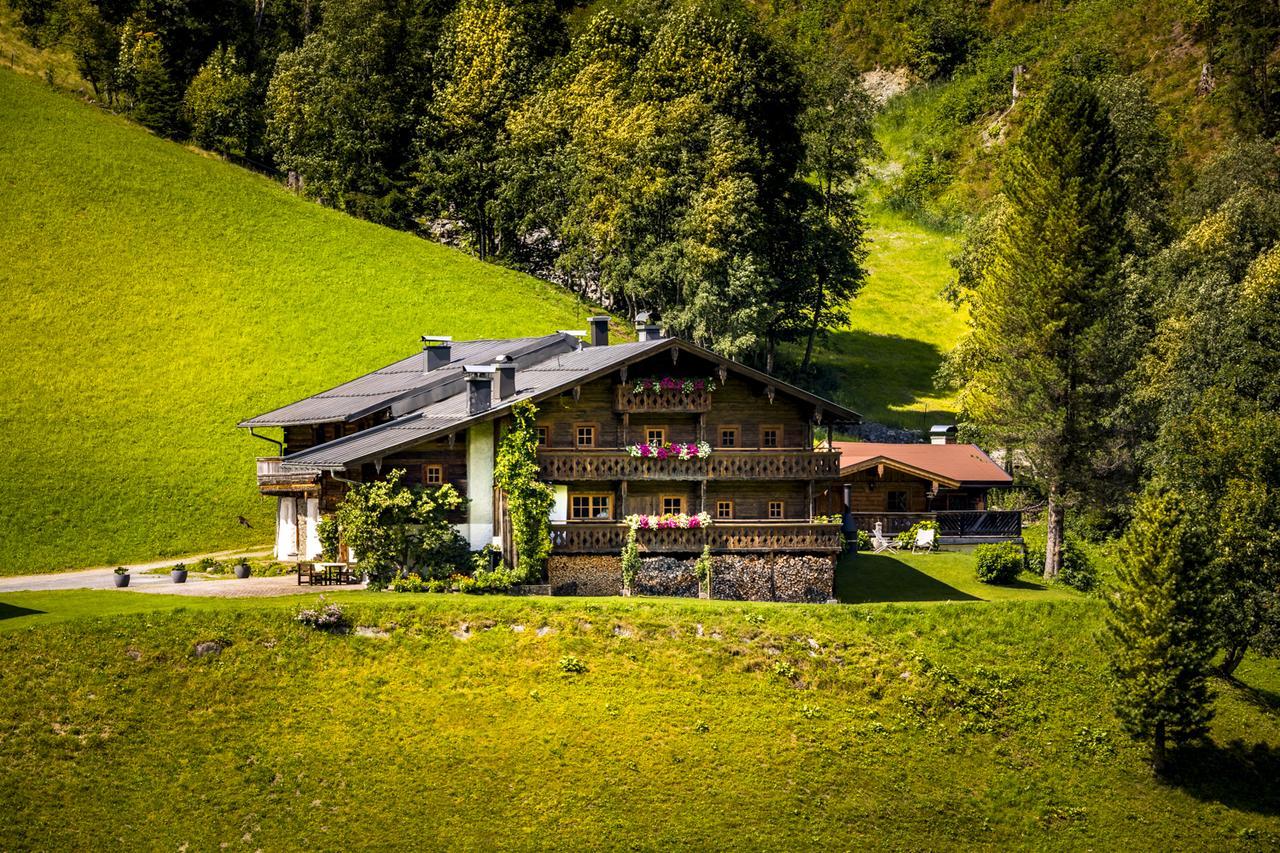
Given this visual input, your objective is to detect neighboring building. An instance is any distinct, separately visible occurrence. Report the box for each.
[240,317,861,590]
[818,441,1020,543]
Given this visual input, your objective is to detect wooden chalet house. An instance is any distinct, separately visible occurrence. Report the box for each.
[240,317,861,568]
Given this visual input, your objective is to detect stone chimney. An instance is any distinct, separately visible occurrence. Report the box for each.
[464,365,494,415]
[492,356,516,400]
[588,316,610,347]
[421,335,453,373]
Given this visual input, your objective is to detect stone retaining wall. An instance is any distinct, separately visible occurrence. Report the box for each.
[547,553,835,603]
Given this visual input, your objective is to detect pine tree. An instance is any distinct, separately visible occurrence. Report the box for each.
[947,75,1129,579]
[1104,488,1216,774]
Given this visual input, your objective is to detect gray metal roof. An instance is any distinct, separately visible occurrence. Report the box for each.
[239,335,574,427]
[276,337,861,471]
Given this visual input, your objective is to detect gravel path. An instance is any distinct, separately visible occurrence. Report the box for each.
[0,549,352,598]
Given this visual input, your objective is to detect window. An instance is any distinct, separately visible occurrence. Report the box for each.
[718,426,738,448]
[535,426,548,447]
[661,496,685,515]
[887,491,908,512]
[761,426,781,448]
[424,464,443,486]
[715,500,734,519]
[570,494,613,520]
[645,426,666,445]
[575,423,596,448]
[768,500,785,519]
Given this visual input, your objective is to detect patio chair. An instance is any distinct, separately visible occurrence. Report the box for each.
[871,522,899,554]
[911,528,937,553]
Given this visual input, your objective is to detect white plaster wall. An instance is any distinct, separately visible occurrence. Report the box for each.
[303,497,322,559]
[275,498,298,561]
[551,484,568,522]
[466,424,495,550]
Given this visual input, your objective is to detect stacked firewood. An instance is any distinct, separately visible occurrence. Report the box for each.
[548,555,622,596]
[634,557,699,597]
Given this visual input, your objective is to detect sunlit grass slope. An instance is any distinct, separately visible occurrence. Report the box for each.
[0,68,594,574]
[821,205,964,428]
[1,589,1277,848]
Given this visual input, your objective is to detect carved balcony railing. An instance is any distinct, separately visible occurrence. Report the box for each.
[256,457,321,493]
[614,385,713,413]
[537,449,841,481]
[549,522,843,554]
[850,510,1022,540]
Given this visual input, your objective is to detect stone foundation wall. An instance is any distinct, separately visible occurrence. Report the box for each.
[547,553,836,603]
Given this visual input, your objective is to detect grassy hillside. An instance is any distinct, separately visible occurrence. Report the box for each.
[822,205,962,427]
[2,585,1278,848]
[0,68,596,575]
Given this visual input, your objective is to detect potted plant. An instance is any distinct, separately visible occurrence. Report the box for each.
[234,558,252,579]
[170,562,188,584]
[113,566,130,588]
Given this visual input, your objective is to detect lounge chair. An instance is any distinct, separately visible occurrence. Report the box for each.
[871,522,899,554]
[911,528,937,553]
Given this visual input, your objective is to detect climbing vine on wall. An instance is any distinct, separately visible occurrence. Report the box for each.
[495,400,555,582]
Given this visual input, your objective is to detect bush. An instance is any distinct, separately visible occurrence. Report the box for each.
[559,656,587,674]
[856,529,872,551]
[896,519,939,550]
[1026,539,1098,591]
[620,530,640,592]
[975,542,1024,584]
[390,573,426,593]
[296,603,348,631]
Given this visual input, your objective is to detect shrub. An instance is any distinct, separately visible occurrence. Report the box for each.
[620,530,641,592]
[391,573,426,593]
[113,566,128,575]
[296,603,348,631]
[1026,539,1097,591]
[896,519,939,549]
[1059,541,1098,592]
[559,656,587,674]
[975,542,1024,584]
[694,545,712,593]
[856,529,872,551]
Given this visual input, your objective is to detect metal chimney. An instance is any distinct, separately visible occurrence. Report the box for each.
[492,356,516,400]
[638,324,663,342]
[588,316,610,347]
[421,335,453,373]
[464,365,494,415]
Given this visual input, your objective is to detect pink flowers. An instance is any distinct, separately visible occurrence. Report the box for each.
[625,512,713,530]
[627,441,712,459]
[632,376,717,395]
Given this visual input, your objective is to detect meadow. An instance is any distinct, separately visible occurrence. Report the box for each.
[0,68,595,574]
[1,551,1277,849]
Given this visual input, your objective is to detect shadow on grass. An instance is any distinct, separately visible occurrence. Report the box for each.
[821,330,955,425]
[0,601,45,620]
[836,554,981,603]
[1169,739,1280,816]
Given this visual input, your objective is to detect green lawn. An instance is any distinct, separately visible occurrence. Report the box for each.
[0,68,596,575]
[1,582,1277,848]
[823,205,964,427]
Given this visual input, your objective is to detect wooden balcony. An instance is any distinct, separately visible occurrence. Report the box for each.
[549,522,843,554]
[614,384,713,413]
[850,511,1023,542]
[256,457,321,494]
[537,449,841,481]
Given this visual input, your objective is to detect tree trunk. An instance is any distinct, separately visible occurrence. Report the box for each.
[1220,642,1248,678]
[801,276,824,371]
[1044,484,1064,580]
[1152,721,1167,776]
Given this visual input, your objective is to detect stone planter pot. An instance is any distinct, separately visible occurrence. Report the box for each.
[171,569,188,584]
[113,573,130,588]
[234,564,251,579]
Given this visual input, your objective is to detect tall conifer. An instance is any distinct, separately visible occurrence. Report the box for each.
[1104,488,1216,774]
[949,75,1128,578]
